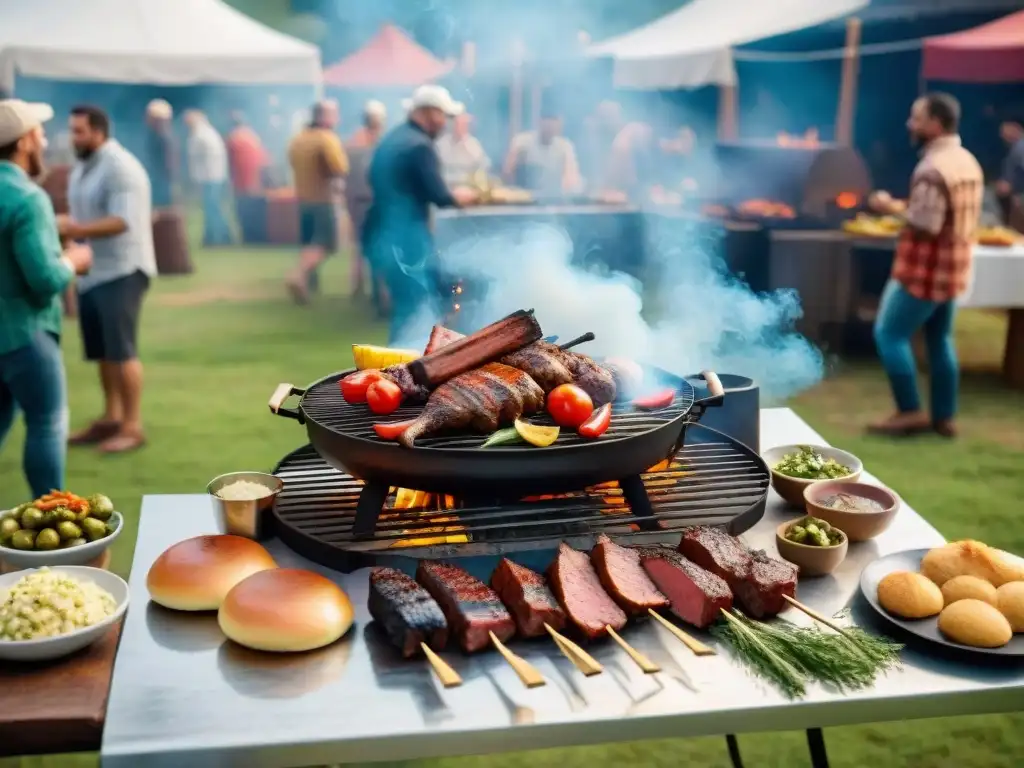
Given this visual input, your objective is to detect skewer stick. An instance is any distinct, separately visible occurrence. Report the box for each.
[544,623,603,676]
[648,610,716,656]
[558,332,596,351]
[605,626,660,674]
[420,643,463,688]
[781,595,853,637]
[489,631,546,688]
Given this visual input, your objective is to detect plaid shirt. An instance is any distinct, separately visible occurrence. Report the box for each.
[893,135,983,302]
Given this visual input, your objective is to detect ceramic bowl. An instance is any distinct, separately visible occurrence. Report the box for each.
[0,566,129,662]
[804,480,900,542]
[0,510,124,569]
[776,519,849,577]
[761,444,863,506]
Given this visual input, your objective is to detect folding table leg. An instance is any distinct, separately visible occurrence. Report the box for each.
[807,728,830,768]
[725,734,745,768]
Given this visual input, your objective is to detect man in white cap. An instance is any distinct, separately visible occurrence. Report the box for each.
[144,99,176,209]
[364,85,477,343]
[0,100,92,496]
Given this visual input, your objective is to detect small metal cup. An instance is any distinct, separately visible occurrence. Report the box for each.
[206,472,284,540]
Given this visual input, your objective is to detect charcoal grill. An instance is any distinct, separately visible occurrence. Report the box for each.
[271,423,769,573]
[270,367,724,537]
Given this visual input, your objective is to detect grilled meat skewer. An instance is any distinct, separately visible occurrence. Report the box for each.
[398,363,545,447]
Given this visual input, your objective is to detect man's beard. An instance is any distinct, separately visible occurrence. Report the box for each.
[27,152,44,179]
[74,147,94,160]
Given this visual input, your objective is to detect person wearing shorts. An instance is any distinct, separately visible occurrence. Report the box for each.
[61,105,156,454]
[287,100,348,304]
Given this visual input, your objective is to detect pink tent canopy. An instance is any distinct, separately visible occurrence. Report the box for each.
[923,10,1024,83]
[323,24,454,88]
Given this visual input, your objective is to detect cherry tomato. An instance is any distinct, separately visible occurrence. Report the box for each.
[373,419,416,440]
[547,384,594,428]
[578,403,612,439]
[366,378,403,415]
[633,388,676,410]
[340,370,384,404]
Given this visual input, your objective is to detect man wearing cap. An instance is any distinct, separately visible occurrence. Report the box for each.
[364,85,477,344]
[0,100,92,496]
[346,100,388,308]
[144,99,177,210]
[62,104,157,454]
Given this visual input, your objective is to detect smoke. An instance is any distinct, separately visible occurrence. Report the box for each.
[414,220,823,402]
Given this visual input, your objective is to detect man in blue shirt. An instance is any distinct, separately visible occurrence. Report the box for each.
[996,117,1024,200]
[364,86,477,344]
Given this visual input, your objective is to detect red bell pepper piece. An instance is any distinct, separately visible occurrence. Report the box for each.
[633,388,676,410]
[578,403,612,439]
[373,419,417,441]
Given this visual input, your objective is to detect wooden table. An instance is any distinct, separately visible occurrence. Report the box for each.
[0,550,122,759]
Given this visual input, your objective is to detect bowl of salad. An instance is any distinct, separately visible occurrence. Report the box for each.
[761,444,862,506]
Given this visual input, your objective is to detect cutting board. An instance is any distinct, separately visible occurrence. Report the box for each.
[0,550,121,758]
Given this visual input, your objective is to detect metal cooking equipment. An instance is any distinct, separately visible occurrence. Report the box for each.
[684,373,760,452]
[270,368,724,536]
[270,423,769,573]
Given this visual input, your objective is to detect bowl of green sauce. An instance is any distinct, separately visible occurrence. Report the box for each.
[761,444,863,506]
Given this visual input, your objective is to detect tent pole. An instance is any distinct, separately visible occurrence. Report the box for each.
[717,84,738,141]
[835,17,862,146]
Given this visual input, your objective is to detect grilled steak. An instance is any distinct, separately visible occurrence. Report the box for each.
[503,341,616,404]
[547,542,627,640]
[636,547,733,628]
[591,534,669,615]
[733,548,798,618]
[368,567,448,658]
[491,558,566,637]
[416,560,516,653]
[679,526,753,585]
[398,363,545,447]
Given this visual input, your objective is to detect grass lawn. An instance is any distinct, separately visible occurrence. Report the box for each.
[2,238,1022,768]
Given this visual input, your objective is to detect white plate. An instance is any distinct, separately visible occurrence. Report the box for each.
[0,510,123,568]
[0,566,129,662]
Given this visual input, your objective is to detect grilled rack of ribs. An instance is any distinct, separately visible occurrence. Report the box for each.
[398,363,545,447]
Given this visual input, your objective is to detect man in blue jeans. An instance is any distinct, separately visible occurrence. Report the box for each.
[0,100,92,497]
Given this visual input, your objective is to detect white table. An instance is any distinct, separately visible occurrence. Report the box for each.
[100,409,1024,768]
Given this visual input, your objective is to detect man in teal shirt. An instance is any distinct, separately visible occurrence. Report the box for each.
[0,100,92,497]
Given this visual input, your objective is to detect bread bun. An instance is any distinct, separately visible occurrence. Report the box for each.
[996,581,1024,633]
[218,569,353,653]
[937,599,1012,648]
[147,535,277,611]
[877,570,943,619]
[941,575,998,607]
[920,540,1024,587]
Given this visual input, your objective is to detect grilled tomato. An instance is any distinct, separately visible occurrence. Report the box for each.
[366,378,403,415]
[373,419,416,440]
[578,403,612,439]
[340,370,384,404]
[633,388,675,410]
[546,384,594,428]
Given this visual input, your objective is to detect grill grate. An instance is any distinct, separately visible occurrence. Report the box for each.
[271,426,769,572]
[299,372,695,449]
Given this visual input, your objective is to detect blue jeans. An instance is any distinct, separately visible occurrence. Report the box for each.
[202,182,234,246]
[0,331,69,497]
[873,279,958,422]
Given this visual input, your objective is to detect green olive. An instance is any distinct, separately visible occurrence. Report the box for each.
[62,537,88,548]
[53,507,78,524]
[81,517,108,542]
[10,529,37,550]
[34,528,61,551]
[87,494,115,521]
[0,517,20,545]
[20,508,45,530]
[56,520,83,541]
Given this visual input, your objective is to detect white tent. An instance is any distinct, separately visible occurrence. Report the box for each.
[587,0,869,89]
[0,0,322,93]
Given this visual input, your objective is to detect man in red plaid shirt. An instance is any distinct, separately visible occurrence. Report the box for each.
[867,93,983,438]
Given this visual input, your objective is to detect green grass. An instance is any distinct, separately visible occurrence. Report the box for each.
[2,237,1023,768]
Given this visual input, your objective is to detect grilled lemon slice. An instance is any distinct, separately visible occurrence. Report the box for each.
[352,344,420,370]
[514,419,560,448]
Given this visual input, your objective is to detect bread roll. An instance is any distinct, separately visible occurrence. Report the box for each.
[937,599,1012,648]
[147,535,277,611]
[218,569,353,653]
[920,540,1024,587]
[941,575,998,607]
[876,570,943,619]
[996,581,1024,633]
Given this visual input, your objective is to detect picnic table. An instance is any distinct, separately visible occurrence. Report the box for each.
[89,408,1024,768]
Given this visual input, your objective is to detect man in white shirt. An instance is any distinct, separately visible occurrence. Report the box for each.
[184,110,233,246]
[503,110,580,196]
[435,113,490,187]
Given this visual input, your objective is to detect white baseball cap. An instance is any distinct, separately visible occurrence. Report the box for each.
[364,99,387,121]
[0,99,54,146]
[147,99,173,120]
[401,85,464,117]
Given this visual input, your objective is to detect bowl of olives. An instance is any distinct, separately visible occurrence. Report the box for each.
[775,516,849,577]
[0,493,122,569]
